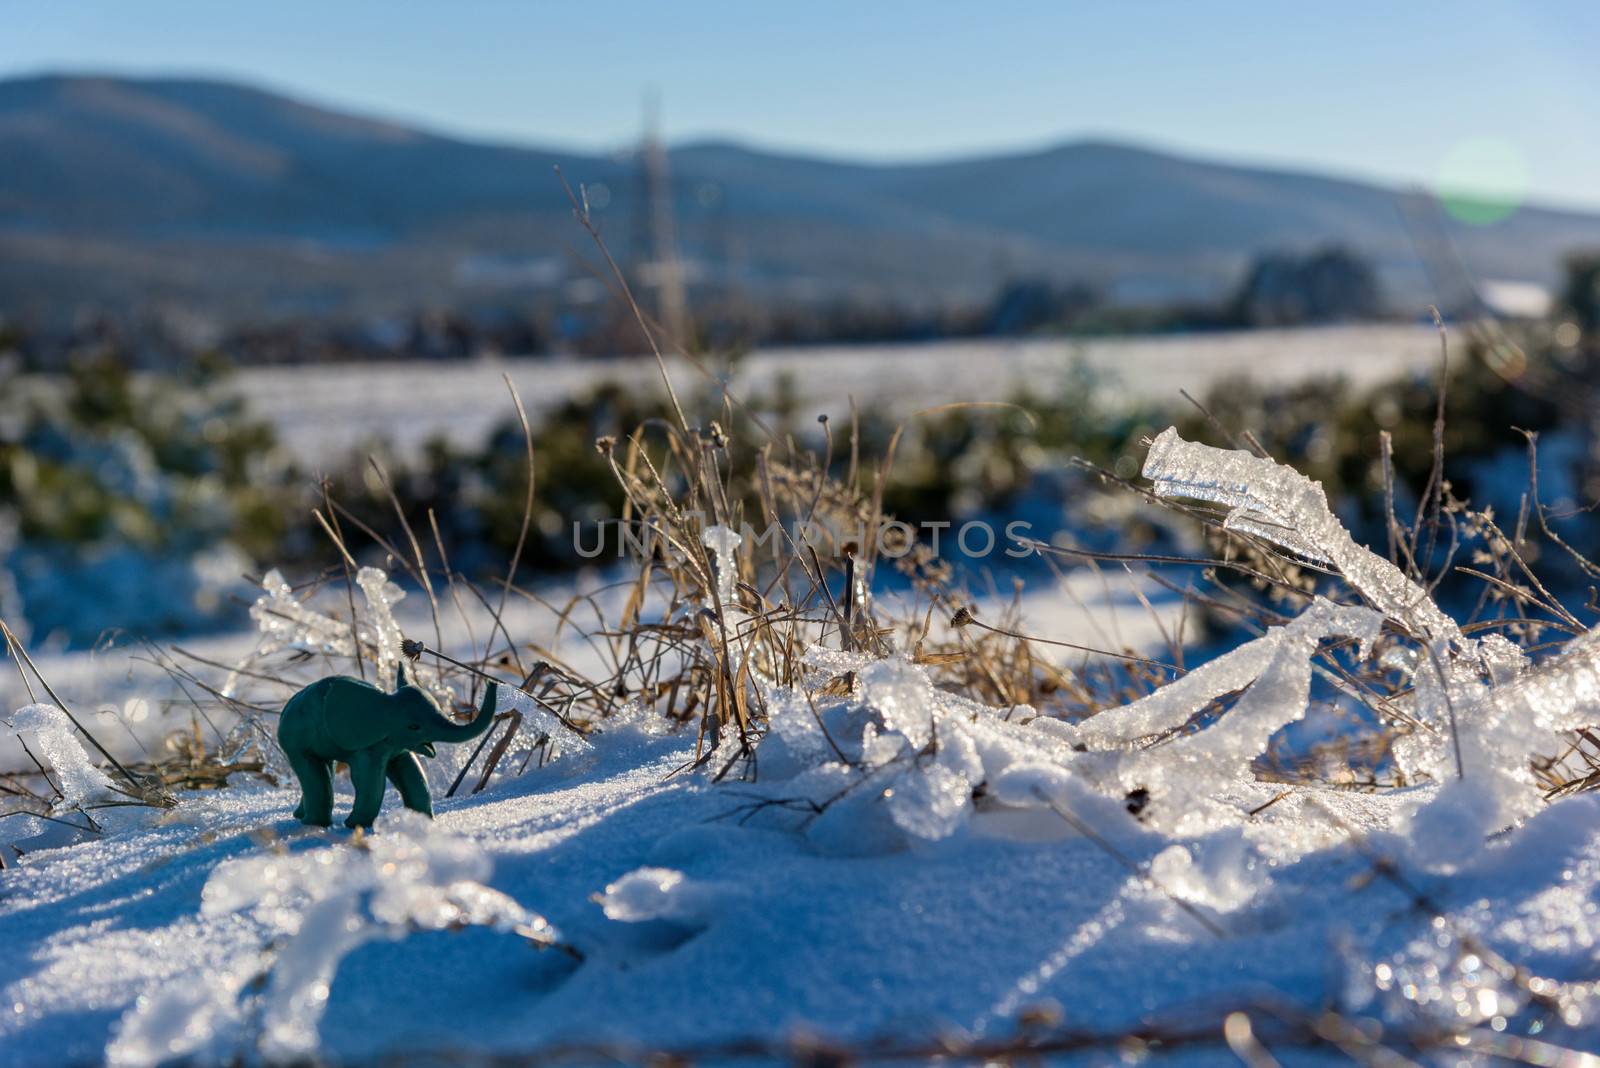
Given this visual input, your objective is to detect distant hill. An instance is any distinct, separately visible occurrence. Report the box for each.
[2,73,1598,324]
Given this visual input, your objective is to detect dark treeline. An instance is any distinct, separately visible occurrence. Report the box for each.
[2,246,1390,372]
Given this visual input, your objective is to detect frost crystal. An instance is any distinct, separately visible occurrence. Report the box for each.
[6,703,117,809]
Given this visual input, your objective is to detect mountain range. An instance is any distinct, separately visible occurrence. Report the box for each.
[3,73,1598,325]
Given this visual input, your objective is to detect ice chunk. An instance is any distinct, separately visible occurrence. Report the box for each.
[1392,623,1600,851]
[849,661,985,841]
[859,656,938,748]
[248,569,354,657]
[1477,627,1600,734]
[356,566,406,687]
[7,703,117,808]
[1065,634,1288,749]
[701,524,742,606]
[219,711,293,782]
[1066,599,1379,750]
[1047,599,1381,832]
[1143,428,1460,646]
[760,687,834,769]
[246,565,419,696]
[883,735,977,842]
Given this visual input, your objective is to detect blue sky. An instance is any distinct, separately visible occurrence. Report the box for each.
[6,1,1599,208]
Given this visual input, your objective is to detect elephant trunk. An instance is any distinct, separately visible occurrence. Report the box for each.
[431,681,500,743]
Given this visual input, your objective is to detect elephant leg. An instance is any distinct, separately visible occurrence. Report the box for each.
[386,753,433,817]
[344,752,387,830]
[287,750,333,827]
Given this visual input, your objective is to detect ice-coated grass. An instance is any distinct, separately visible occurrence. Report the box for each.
[4,704,116,810]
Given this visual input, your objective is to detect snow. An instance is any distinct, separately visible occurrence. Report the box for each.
[596,867,732,926]
[230,325,1454,461]
[5,427,1600,1064]
[104,810,561,1066]
[4,725,1599,1066]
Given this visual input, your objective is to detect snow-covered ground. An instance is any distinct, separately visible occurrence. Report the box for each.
[237,324,1450,461]
[5,695,1600,1066]
[7,425,1600,1067]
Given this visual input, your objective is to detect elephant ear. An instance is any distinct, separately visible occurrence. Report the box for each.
[325,683,393,751]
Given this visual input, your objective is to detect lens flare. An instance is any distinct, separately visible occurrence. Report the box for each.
[1435,136,1530,226]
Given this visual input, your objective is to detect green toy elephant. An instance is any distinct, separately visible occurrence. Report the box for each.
[278,664,499,829]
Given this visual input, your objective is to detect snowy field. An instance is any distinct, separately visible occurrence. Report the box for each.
[237,324,1450,460]
[6,384,1599,1066]
[17,721,1600,1067]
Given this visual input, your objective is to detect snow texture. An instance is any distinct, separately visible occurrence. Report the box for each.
[105,810,559,1066]
[3,730,1598,1067]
